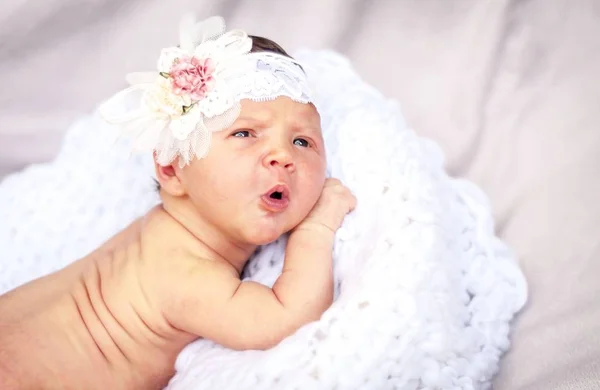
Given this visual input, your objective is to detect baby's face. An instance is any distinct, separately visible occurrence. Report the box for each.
[178,96,327,245]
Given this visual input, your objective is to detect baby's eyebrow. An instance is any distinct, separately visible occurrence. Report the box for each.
[297,125,322,136]
[289,116,322,133]
[232,116,269,129]
[234,113,322,136]
[238,109,274,124]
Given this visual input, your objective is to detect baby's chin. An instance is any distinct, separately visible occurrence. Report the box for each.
[239,222,295,246]
[243,230,287,246]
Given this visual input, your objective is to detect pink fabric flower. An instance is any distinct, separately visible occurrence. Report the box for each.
[169,56,216,101]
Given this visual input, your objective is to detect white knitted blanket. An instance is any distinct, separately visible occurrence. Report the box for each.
[0,51,526,390]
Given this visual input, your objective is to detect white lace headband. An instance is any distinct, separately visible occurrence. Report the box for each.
[98,15,313,167]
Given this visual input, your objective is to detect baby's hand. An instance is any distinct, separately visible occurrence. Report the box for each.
[297,178,357,234]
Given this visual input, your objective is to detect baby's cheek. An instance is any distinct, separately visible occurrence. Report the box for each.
[303,174,325,211]
[204,170,244,198]
[311,169,327,199]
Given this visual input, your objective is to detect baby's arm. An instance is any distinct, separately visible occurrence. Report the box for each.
[166,179,355,350]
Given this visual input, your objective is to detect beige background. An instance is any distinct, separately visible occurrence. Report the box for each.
[1,0,599,388]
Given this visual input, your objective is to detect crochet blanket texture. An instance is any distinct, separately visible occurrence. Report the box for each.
[0,51,527,390]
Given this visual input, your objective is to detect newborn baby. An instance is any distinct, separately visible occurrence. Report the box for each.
[0,16,355,389]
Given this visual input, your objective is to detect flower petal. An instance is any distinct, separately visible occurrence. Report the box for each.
[169,105,201,140]
[195,30,252,67]
[203,102,240,132]
[192,39,219,61]
[142,78,194,117]
[203,58,216,74]
[194,16,225,44]
[98,84,150,124]
[157,47,188,73]
[180,16,225,55]
[220,30,253,58]
[190,125,212,162]
[130,117,168,151]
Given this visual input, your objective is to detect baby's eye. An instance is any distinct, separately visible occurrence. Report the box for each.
[232,130,251,138]
[293,138,310,147]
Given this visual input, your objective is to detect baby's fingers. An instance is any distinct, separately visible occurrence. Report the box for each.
[349,193,357,211]
[324,177,343,188]
[347,193,357,212]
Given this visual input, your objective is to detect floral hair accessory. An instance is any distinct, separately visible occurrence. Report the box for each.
[99,15,312,167]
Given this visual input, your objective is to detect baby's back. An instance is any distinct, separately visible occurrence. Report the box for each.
[0,210,196,389]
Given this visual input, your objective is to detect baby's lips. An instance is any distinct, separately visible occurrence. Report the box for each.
[264,184,290,200]
[260,193,290,213]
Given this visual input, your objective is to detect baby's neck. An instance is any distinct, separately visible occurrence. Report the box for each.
[159,200,256,275]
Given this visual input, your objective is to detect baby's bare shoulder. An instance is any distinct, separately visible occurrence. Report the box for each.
[136,208,242,305]
[165,256,241,304]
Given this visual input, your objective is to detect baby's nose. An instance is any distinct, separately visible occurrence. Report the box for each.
[265,145,295,171]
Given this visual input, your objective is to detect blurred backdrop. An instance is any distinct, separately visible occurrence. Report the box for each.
[0,0,512,178]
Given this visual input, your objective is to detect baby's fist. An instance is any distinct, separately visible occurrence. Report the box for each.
[298,178,356,234]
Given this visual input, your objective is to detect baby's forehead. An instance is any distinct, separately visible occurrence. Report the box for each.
[238,98,321,128]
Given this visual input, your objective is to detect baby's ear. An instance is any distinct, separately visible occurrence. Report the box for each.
[153,153,185,197]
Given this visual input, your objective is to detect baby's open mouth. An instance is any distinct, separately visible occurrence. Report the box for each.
[261,185,290,212]
[270,191,283,200]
